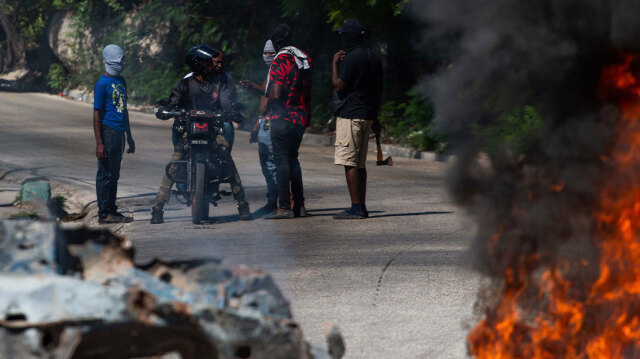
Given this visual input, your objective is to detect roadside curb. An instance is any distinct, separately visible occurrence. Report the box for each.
[0,161,107,227]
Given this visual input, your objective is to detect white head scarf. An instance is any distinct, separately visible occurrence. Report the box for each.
[263,40,276,66]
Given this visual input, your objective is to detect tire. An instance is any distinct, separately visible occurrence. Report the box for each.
[191,162,206,224]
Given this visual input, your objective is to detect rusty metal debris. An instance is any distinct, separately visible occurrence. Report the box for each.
[0,220,318,358]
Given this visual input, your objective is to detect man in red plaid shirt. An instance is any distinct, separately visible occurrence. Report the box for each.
[261,23,313,219]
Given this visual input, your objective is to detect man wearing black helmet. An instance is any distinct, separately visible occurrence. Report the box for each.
[150,45,251,224]
[183,49,239,151]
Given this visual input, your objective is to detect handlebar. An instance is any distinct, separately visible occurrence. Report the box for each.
[155,107,238,121]
[156,107,186,120]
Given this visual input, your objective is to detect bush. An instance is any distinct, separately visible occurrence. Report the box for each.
[46,63,67,92]
[471,105,543,160]
[125,64,185,105]
[378,90,447,152]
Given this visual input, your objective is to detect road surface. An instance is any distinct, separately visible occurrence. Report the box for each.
[0,91,478,358]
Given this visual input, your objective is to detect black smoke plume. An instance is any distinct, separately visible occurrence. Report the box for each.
[410,0,640,356]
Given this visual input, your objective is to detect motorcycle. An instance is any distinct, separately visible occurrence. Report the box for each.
[155,100,237,224]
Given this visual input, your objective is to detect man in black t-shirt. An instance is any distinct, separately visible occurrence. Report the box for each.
[332,18,383,219]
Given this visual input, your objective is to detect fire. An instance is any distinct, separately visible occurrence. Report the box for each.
[467,54,640,358]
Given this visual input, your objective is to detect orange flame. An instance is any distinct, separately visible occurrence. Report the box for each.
[468,54,640,358]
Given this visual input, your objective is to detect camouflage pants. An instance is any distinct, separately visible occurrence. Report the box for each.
[155,134,247,206]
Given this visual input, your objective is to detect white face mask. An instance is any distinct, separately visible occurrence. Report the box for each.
[263,53,275,66]
[106,57,126,76]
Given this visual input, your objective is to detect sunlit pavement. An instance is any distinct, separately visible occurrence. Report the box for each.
[0,91,478,358]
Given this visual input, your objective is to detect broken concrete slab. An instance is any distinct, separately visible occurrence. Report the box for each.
[0,219,340,358]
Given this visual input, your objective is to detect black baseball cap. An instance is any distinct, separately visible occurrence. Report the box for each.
[336,18,365,35]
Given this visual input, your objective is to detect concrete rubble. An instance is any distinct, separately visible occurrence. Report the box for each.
[0,219,337,358]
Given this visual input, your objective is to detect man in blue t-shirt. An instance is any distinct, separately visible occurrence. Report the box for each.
[93,44,136,224]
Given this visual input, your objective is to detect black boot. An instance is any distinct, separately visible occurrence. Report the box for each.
[150,204,164,224]
[294,206,312,218]
[238,203,252,221]
[254,203,277,217]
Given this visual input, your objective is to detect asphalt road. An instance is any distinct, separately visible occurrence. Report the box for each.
[0,91,479,358]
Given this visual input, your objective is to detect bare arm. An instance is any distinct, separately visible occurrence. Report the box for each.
[261,83,282,115]
[249,117,260,144]
[332,50,347,92]
[259,94,269,114]
[240,80,265,93]
[124,109,135,154]
[93,109,106,158]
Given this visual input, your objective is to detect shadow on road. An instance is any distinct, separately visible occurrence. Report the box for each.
[369,211,453,218]
[306,208,385,217]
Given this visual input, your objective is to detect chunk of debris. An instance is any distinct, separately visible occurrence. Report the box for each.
[0,220,320,358]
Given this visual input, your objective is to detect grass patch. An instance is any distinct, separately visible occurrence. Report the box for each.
[13,192,22,205]
[9,210,39,219]
[51,194,70,211]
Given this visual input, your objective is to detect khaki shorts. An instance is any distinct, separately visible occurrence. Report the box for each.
[334,117,372,168]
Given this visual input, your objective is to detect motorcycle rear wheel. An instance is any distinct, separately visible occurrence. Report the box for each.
[191,162,207,224]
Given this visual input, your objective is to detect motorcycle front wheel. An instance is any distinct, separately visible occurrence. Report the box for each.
[191,162,207,224]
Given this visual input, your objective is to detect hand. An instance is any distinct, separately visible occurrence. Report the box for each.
[126,137,136,154]
[333,50,346,64]
[240,80,252,90]
[372,121,382,135]
[96,143,106,159]
[249,129,258,144]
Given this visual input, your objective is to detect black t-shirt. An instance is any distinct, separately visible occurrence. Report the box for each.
[336,46,383,120]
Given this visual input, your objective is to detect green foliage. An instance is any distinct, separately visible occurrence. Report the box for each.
[51,194,70,211]
[283,0,410,29]
[471,105,544,159]
[7,0,438,144]
[46,63,67,91]
[379,91,447,152]
[2,0,54,43]
[126,64,186,104]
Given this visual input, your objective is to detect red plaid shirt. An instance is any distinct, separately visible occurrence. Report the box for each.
[267,50,313,127]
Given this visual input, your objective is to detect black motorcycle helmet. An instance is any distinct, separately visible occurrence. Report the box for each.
[185,45,219,77]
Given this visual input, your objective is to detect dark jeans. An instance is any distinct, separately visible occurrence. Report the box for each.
[258,118,277,206]
[271,119,305,210]
[96,125,124,218]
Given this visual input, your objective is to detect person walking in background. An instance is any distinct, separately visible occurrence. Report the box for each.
[261,24,313,219]
[93,44,136,224]
[331,18,383,219]
[241,40,279,216]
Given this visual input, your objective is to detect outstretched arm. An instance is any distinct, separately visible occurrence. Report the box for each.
[240,80,265,93]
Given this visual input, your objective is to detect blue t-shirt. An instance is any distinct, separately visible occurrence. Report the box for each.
[94,74,127,133]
